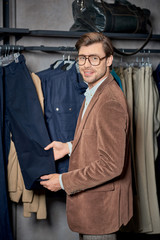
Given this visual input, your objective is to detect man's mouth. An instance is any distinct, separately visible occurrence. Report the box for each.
[83,70,94,77]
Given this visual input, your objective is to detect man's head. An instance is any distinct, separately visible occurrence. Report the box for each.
[75,32,114,88]
[75,32,113,57]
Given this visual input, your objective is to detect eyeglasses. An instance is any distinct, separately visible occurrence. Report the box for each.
[76,55,107,66]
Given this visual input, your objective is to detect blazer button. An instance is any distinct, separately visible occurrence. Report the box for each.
[56,107,59,111]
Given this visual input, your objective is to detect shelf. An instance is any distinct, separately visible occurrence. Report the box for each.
[0,28,160,41]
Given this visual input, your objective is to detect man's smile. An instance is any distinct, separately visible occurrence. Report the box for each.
[83,70,94,77]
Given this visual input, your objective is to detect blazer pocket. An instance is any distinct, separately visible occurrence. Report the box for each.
[82,128,97,136]
[87,182,115,192]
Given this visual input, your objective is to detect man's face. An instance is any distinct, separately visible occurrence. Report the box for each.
[78,42,112,88]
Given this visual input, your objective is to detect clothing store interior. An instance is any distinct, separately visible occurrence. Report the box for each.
[0,0,160,240]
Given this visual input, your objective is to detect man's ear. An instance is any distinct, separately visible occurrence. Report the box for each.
[106,55,113,67]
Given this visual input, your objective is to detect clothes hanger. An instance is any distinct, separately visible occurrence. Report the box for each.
[118,51,129,68]
[1,45,10,66]
[66,55,75,70]
[13,46,20,63]
[129,56,139,68]
[51,55,64,69]
[145,50,152,67]
[61,55,75,70]
[0,46,20,66]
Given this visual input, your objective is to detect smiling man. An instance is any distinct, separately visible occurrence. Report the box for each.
[40,32,133,240]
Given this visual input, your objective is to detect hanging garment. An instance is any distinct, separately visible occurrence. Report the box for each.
[3,54,56,190]
[7,72,48,219]
[0,67,13,240]
[142,66,160,233]
[111,69,123,91]
[115,65,160,234]
[133,66,153,233]
[153,64,160,94]
[37,62,87,173]
[153,64,160,211]
[114,66,137,193]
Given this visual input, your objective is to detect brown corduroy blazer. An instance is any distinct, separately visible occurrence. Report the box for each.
[62,73,133,235]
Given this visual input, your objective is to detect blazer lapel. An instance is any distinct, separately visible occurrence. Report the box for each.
[71,73,114,153]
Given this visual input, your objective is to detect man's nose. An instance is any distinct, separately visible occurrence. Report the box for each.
[84,58,91,67]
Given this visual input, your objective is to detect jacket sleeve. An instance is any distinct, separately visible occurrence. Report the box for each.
[62,100,129,195]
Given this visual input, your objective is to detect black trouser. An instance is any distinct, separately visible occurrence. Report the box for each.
[0,66,13,240]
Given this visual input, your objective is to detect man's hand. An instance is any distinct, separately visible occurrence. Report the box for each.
[40,174,61,192]
[44,141,70,160]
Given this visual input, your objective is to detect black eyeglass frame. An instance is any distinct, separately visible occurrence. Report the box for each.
[76,55,107,66]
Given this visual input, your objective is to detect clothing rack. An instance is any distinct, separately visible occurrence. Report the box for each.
[0,45,77,53]
[0,28,160,56]
[0,45,160,55]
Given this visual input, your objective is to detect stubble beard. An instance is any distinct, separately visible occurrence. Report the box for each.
[83,68,108,88]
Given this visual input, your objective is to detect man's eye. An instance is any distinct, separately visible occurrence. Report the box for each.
[79,56,85,60]
[92,56,98,60]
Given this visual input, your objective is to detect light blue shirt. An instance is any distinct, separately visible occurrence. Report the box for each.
[59,76,107,190]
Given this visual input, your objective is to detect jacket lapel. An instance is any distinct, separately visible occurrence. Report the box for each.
[71,73,114,153]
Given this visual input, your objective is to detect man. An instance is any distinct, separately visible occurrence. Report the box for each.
[40,32,133,240]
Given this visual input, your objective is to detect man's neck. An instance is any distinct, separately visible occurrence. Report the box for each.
[88,74,109,89]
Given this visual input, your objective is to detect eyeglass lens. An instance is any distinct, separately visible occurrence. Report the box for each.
[77,55,101,66]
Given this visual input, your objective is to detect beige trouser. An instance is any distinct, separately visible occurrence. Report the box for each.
[79,233,117,240]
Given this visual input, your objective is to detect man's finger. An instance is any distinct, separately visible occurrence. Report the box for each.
[44,142,54,150]
[40,174,51,179]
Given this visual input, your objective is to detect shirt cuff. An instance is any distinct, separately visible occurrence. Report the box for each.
[67,142,73,156]
[59,174,64,190]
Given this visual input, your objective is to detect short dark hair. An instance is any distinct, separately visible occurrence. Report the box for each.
[75,32,114,57]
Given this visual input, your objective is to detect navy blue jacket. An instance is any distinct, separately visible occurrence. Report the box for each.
[37,62,87,173]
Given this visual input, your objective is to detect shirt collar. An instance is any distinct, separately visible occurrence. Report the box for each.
[84,76,107,98]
